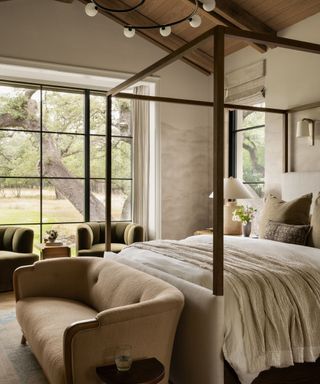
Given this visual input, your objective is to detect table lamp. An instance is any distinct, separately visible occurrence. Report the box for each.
[224,177,253,235]
[209,177,253,235]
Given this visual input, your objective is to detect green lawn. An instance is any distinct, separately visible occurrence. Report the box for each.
[0,188,125,256]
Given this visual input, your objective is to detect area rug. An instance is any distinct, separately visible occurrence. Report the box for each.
[0,293,48,384]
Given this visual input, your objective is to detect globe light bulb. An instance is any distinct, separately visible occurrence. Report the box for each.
[189,14,202,28]
[85,2,98,17]
[159,26,172,37]
[124,27,136,38]
[203,0,216,12]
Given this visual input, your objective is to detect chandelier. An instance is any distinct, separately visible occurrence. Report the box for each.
[84,0,216,38]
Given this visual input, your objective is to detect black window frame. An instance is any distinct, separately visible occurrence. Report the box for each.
[228,110,265,194]
[0,79,133,243]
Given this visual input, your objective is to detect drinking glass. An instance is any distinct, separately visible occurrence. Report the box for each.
[114,345,132,372]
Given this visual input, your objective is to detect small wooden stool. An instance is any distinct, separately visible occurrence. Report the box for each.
[96,358,165,384]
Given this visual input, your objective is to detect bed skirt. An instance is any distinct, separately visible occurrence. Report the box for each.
[225,358,320,384]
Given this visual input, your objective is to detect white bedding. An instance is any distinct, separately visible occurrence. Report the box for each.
[105,235,320,384]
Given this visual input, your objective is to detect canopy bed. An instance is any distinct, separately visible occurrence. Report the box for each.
[103,26,320,384]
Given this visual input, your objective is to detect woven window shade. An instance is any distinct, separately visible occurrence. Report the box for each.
[225,60,266,105]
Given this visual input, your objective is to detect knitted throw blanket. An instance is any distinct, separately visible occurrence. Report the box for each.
[129,240,320,373]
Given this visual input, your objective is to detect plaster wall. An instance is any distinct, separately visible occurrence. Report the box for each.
[0,0,212,239]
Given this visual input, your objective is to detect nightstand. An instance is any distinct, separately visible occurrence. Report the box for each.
[96,357,164,384]
[193,228,213,236]
[36,243,71,260]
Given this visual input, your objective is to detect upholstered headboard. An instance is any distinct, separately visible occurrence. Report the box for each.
[282,172,320,209]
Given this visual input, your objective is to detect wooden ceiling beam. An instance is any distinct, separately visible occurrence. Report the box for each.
[213,0,275,35]
[184,0,272,53]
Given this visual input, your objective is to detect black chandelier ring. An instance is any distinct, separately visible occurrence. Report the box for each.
[124,0,199,30]
[91,0,146,13]
[84,0,216,38]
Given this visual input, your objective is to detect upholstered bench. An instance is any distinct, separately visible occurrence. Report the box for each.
[14,257,184,384]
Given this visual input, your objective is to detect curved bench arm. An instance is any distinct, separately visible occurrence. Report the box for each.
[63,300,183,384]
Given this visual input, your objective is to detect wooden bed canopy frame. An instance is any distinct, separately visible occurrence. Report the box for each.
[100,25,320,384]
[104,25,320,298]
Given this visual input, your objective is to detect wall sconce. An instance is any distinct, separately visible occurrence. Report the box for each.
[296,118,315,146]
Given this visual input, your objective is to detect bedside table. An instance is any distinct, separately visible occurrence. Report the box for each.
[193,228,213,236]
[96,357,164,384]
[36,243,71,260]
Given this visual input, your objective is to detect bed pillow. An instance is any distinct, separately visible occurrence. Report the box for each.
[264,221,311,245]
[259,193,312,238]
[308,193,320,248]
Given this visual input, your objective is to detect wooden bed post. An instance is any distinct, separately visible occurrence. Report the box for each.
[105,95,112,252]
[213,26,225,296]
[283,112,289,173]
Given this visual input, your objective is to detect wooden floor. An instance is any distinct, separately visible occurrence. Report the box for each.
[0,291,15,310]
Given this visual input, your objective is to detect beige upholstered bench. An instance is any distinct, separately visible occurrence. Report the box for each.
[14,257,184,384]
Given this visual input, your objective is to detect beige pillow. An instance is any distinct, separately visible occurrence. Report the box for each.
[308,193,320,248]
[259,193,312,238]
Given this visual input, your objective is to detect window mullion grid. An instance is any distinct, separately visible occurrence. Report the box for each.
[84,90,90,222]
[40,85,43,242]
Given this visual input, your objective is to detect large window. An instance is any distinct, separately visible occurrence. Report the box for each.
[229,108,265,197]
[0,81,132,253]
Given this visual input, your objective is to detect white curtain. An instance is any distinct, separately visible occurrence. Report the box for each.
[132,85,150,240]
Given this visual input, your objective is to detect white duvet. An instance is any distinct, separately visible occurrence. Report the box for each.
[105,235,320,384]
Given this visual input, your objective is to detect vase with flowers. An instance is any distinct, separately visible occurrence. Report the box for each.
[45,229,58,243]
[232,205,257,237]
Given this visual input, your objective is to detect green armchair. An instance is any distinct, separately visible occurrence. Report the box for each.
[0,226,39,292]
[76,222,144,257]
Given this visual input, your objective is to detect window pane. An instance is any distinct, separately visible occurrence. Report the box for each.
[90,94,106,135]
[112,98,132,137]
[238,109,265,130]
[90,180,105,222]
[90,136,105,178]
[42,223,79,256]
[42,179,83,223]
[0,178,40,224]
[42,89,84,133]
[112,138,132,179]
[0,84,40,131]
[42,133,84,178]
[112,180,131,221]
[0,131,40,177]
[237,128,265,183]
[245,183,265,198]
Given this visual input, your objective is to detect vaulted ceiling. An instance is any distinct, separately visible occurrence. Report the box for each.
[2,0,320,74]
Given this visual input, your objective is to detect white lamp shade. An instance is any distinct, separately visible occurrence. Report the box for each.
[203,0,216,12]
[224,177,253,199]
[160,26,172,37]
[189,14,202,28]
[85,2,98,17]
[124,27,136,38]
[209,177,253,200]
[296,120,310,138]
